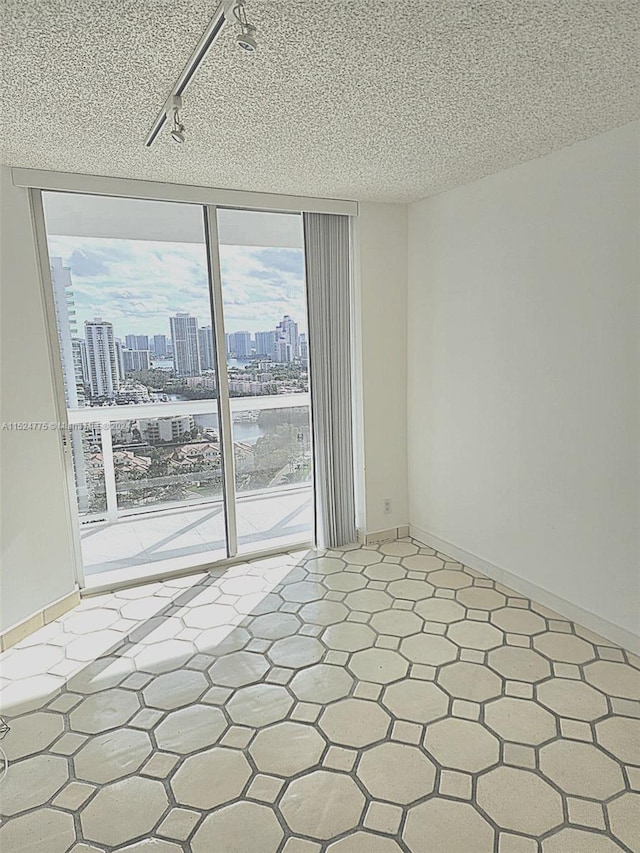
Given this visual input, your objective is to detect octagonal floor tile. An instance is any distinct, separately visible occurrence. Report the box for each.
[427,569,472,590]
[349,648,408,684]
[154,704,226,753]
[319,698,391,747]
[323,572,367,592]
[280,770,365,840]
[182,602,237,630]
[304,557,344,575]
[322,623,376,652]
[249,612,300,640]
[487,646,550,682]
[584,660,640,700]
[379,541,419,557]
[537,678,608,721]
[484,696,556,744]
[596,716,640,764]
[344,550,382,567]
[477,767,563,835]
[400,634,457,666]
[291,664,353,702]
[209,651,269,688]
[404,799,494,852]
[370,610,423,637]
[134,640,194,674]
[0,807,75,853]
[357,742,435,803]
[456,587,506,611]
[192,801,284,853]
[69,688,140,734]
[281,581,326,603]
[142,669,207,710]
[438,661,502,701]
[268,636,324,668]
[227,683,294,726]
[66,656,134,695]
[533,631,596,664]
[386,579,434,601]
[490,607,546,635]
[344,590,392,613]
[447,620,503,650]
[299,601,349,626]
[607,792,640,852]
[539,741,625,799]
[171,747,251,809]
[415,598,466,623]
[382,679,449,723]
[250,722,326,775]
[2,710,64,760]
[80,776,169,847]
[424,718,499,772]
[364,564,406,582]
[0,753,69,815]
[542,828,626,853]
[74,728,152,783]
[402,555,443,573]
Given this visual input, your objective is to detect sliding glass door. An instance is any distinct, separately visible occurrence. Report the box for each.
[39,192,314,587]
[215,209,314,555]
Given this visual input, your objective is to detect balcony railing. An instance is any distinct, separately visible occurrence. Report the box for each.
[66,394,312,524]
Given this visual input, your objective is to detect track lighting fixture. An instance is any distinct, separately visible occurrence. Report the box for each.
[169,96,185,143]
[233,1,258,52]
[144,0,258,147]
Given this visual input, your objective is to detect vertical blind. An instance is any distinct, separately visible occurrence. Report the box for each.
[303,213,356,548]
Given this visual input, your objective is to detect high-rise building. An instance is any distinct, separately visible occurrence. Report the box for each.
[50,258,85,407]
[50,259,89,510]
[170,313,201,376]
[228,331,252,358]
[122,348,150,373]
[198,326,215,371]
[300,333,308,366]
[255,330,277,357]
[72,337,89,391]
[85,318,120,399]
[153,334,168,357]
[125,334,149,351]
[274,315,299,362]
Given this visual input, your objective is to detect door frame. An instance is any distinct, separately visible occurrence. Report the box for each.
[27,174,329,592]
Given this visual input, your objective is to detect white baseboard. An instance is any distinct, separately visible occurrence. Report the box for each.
[1,588,81,652]
[358,525,410,546]
[410,525,639,655]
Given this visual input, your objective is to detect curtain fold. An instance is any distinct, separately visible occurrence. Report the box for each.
[303,212,356,549]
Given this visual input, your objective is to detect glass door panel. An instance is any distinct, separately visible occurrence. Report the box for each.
[42,192,227,584]
[215,208,314,554]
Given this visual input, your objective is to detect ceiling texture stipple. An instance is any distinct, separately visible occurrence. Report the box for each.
[1,1,639,202]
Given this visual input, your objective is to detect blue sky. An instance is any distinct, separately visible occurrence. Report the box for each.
[48,237,307,339]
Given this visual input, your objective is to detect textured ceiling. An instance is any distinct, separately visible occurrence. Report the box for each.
[1,1,639,202]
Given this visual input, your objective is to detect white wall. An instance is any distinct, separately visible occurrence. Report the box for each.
[0,167,77,632]
[353,203,409,535]
[407,122,640,648]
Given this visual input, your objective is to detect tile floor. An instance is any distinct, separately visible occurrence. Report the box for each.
[80,486,313,581]
[0,539,639,852]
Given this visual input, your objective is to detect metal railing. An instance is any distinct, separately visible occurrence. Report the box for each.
[67,394,311,524]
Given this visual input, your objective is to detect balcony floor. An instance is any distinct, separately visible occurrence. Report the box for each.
[80,487,313,585]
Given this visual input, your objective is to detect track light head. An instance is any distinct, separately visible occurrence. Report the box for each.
[167,95,185,144]
[236,27,257,52]
[233,2,257,52]
[170,121,185,144]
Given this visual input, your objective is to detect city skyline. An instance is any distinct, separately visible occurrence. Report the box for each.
[47,236,308,338]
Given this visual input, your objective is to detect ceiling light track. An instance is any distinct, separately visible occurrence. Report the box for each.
[144,0,257,148]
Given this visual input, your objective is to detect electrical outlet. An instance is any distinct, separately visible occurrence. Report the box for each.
[383,498,392,515]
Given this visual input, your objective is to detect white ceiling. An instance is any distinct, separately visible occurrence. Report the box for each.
[2,1,639,202]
